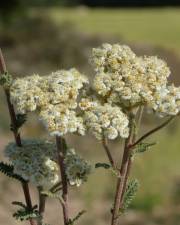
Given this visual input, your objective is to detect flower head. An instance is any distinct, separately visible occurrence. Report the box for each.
[91,43,179,117]
[40,104,85,136]
[64,149,91,187]
[80,98,129,140]
[5,139,59,189]
[10,69,88,136]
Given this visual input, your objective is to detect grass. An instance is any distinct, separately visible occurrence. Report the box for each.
[47,7,180,52]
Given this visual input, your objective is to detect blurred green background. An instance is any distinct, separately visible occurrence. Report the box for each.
[1,1,180,225]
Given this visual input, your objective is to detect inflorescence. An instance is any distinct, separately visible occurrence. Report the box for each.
[64,149,91,187]
[91,43,180,116]
[5,139,59,188]
[5,43,180,189]
[10,46,180,139]
[10,69,88,136]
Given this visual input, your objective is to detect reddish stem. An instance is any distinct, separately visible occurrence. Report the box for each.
[111,136,132,225]
[0,48,37,225]
[56,136,69,225]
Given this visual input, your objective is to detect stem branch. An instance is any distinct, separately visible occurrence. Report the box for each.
[102,138,116,169]
[111,127,133,225]
[130,116,175,149]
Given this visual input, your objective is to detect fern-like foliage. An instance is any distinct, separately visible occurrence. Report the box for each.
[121,179,139,213]
[135,142,156,154]
[12,201,27,209]
[13,204,41,221]
[0,161,25,182]
[41,190,64,205]
[95,163,110,169]
[95,162,119,177]
[0,72,12,87]
[67,210,86,225]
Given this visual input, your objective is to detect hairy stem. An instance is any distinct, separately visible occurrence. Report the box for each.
[56,136,69,225]
[0,48,37,225]
[111,116,134,225]
[119,107,144,205]
[102,137,116,169]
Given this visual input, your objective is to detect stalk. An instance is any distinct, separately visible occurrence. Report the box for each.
[111,114,134,225]
[55,136,69,225]
[120,107,144,205]
[0,48,37,225]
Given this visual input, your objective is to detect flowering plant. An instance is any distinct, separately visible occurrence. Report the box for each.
[0,44,179,225]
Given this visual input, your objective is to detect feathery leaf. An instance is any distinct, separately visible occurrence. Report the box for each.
[0,161,25,182]
[121,179,139,213]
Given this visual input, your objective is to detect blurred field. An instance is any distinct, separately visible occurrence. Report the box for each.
[1,7,180,225]
[48,7,180,51]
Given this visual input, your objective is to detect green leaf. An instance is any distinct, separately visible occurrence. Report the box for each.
[135,142,156,154]
[95,163,111,169]
[12,201,27,209]
[12,202,39,222]
[0,161,25,182]
[0,72,12,87]
[121,179,139,213]
[13,208,40,221]
[67,210,86,225]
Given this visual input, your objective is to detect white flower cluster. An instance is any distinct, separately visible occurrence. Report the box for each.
[80,98,129,140]
[149,85,180,116]
[9,43,180,141]
[10,69,88,136]
[5,139,59,188]
[91,43,180,116]
[64,149,91,187]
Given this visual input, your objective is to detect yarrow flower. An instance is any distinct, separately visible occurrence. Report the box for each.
[91,43,180,116]
[64,149,91,187]
[80,98,129,140]
[10,69,88,136]
[9,44,180,141]
[39,104,85,136]
[149,84,180,116]
[4,139,59,188]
